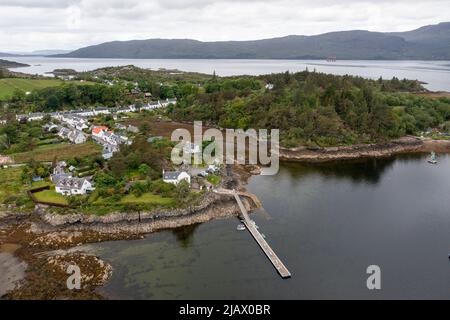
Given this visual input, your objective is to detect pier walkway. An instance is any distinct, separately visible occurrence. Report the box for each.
[215,188,291,279]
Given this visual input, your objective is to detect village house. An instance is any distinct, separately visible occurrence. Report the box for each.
[127,125,139,133]
[70,109,95,118]
[51,161,72,184]
[42,122,59,132]
[265,83,275,90]
[59,115,89,131]
[68,130,87,144]
[16,112,45,122]
[92,126,129,159]
[130,88,141,95]
[163,171,191,185]
[92,126,127,146]
[55,177,94,196]
[57,127,70,140]
[140,101,161,111]
[58,127,87,144]
[159,98,178,107]
[115,105,135,114]
[93,107,111,116]
[147,136,163,143]
[92,126,109,137]
[115,123,127,130]
[58,75,75,81]
[101,144,118,160]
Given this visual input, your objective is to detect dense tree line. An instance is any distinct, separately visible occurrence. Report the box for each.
[7,83,128,112]
[169,71,450,147]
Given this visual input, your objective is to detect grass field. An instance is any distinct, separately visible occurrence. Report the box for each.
[87,192,176,216]
[0,167,23,203]
[33,189,69,205]
[120,193,176,205]
[0,78,63,99]
[11,142,102,163]
[0,78,96,100]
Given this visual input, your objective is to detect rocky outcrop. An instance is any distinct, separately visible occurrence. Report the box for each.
[33,193,247,236]
[280,136,424,162]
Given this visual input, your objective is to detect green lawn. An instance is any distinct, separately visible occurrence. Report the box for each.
[0,78,63,100]
[207,174,221,186]
[0,78,97,100]
[31,180,51,189]
[121,193,175,205]
[87,192,176,216]
[11,142,102,163]
[33,189,69,205]
[0,167,23,203]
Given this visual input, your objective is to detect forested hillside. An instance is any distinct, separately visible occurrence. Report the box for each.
[3,66,450,148]
[168,71,450,147]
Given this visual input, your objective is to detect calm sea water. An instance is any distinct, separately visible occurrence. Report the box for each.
[9,57,450,91]
[94,154,450,299]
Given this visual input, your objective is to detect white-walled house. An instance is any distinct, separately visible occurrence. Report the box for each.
[159,98,177,107]
[16,113,45,122]
[73,109,95,117]
[163,171,191,185]
[58,127,87,144]
[140,101,161,111]
[59,114,89,131]
[93,107,111,115]
[55,177,94,196]
[67,130,87,144]
[92,127,128,146]
[265,83,274,90]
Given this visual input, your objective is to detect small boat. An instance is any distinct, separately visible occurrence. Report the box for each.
[428,151,438,164]
[237,224,246,231]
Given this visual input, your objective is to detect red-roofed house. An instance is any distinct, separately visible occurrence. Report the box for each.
[92,126,109,136]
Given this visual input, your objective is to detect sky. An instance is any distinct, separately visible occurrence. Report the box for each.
[1,0,449,52]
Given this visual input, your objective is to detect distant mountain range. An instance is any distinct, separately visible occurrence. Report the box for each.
[30,50,72,56]
[0,52,16,57]
[53,22,450,60]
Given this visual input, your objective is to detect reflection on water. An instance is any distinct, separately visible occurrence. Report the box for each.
[171,224,200,248]
[95,153,450,299]
[283,157,397,185]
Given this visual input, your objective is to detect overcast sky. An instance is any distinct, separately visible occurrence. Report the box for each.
[1,0,449,52]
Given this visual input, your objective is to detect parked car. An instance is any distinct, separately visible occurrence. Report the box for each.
[198,171,209,177]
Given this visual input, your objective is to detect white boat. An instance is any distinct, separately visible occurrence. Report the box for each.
[237,224,246,231]
[428,151,438,164]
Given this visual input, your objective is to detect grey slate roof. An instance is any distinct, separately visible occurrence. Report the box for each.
[163,171,182,180]
[56,177,88,190]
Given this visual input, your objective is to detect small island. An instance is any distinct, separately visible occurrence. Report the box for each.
[0,59,29,69]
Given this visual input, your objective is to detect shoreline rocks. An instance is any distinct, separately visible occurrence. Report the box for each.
[32,192,248,236]
[279,136,444,162]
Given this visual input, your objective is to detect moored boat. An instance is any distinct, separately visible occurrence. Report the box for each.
[428,151,438,164]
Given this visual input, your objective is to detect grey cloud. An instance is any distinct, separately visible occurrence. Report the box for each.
[0,0,449,51]
[0,0,80,8]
